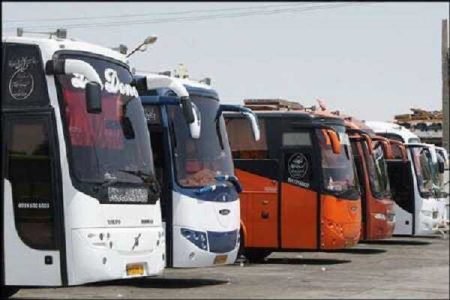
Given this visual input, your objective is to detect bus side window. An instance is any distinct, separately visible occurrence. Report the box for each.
[6,118,56,250]
[225,118,268,159]
[2,43,50,108]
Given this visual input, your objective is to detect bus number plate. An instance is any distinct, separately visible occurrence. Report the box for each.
[213,255,228,265]
[126,264,144,276]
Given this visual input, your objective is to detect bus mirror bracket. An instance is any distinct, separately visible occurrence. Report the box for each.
[361,134,374,157]
[141,74,201,139]
[326,129,341,154]
[46,58,103,114]
[217,105,260,141]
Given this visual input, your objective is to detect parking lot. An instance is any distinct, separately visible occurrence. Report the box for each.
[11,235,449,299]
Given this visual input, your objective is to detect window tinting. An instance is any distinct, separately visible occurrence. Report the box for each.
[2,43,49,108]
[282,132,311,147]
[225,117,268,159]
[7,118,56,249]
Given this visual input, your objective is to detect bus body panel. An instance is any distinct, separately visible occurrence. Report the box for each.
[365,198,395,240]
[320,194,361,249]
[234,168,278,248]
[3,179,62,286]
[71,226,164,284]
[280,183,318,249]
[171,191,239,267]
[392,203,413,235]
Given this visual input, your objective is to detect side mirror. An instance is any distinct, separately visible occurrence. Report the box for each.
[381,140,393,159]
[180,97,195,123]
[86,82,102,114]
[188,101,201,139]
[46,58,103,114]
[326,130,341,154]
[121,117,135,139]
[438,159,445,174]
[242,111,261,141]
[361,134,374,156]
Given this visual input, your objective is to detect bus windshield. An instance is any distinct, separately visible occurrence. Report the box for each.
[410,147,434,197]
[169,95,234,188]
[431,151,446,195]
[56,54,155,192]
[363,141,391,199]
[317,127,359,199]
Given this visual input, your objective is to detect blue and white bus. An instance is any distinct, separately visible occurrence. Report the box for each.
[134,71,260,267]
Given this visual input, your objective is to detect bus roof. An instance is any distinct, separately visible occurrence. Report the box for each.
[225,109,346,127]
[134,74,219,100]
[3,35,127,63]
[365,121,420,143]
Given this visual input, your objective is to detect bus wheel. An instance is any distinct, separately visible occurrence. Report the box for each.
[244,250,272,263]
[1,286,19,298]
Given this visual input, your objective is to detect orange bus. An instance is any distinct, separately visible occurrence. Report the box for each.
[224,99,361,262]
[346,123,396,240]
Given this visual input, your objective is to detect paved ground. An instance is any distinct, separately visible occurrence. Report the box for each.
[11,235,449,299]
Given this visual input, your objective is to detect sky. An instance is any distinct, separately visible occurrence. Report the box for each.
[2,2,449,121]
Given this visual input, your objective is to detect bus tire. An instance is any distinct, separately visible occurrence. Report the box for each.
[244,250,272,263]
[1,286,19,298]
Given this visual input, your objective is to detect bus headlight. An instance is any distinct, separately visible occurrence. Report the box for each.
[180,228,208,251]
[420,210,433,217]
[373,213,386,220]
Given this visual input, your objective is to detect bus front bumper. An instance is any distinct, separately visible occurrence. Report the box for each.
[70,227,165,285]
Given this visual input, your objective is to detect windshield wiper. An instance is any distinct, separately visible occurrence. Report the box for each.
[333,185,360,199]
[116,169,161,197]
[93,173,119,192]
[215,174,243,193]
[193,174,243,195]
[194,182,229,195]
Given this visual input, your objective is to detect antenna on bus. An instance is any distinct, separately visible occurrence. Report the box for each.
[126,35,158,58]
[16,27,67,39]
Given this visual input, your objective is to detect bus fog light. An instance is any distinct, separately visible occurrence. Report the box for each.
[189,252,195,260]
[181,228,208,250]
[373,213,386,220]
[102,257,107,264]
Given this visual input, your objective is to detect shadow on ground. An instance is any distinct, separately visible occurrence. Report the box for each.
[360,239,431,246]
[88,277,229,289]
[262,258,351,265]
[327,248,387,254]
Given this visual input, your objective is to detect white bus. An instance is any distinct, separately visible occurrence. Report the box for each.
[432,146,449,231]
[1,32,165,296]
[133,71,260,267]
[365,121,442,236]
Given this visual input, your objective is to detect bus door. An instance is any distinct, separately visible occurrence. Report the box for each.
[226,117,279,249]
[350,138,367,239]
[280,130,318,249]
[143,104,173,264]
[2,113,64,286]
[386,158,414,235]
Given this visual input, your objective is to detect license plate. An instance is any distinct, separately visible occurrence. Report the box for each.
[213,255,228,265]
[126,264,144,276]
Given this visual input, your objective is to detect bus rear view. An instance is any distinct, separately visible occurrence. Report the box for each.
[225,99,361,262]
